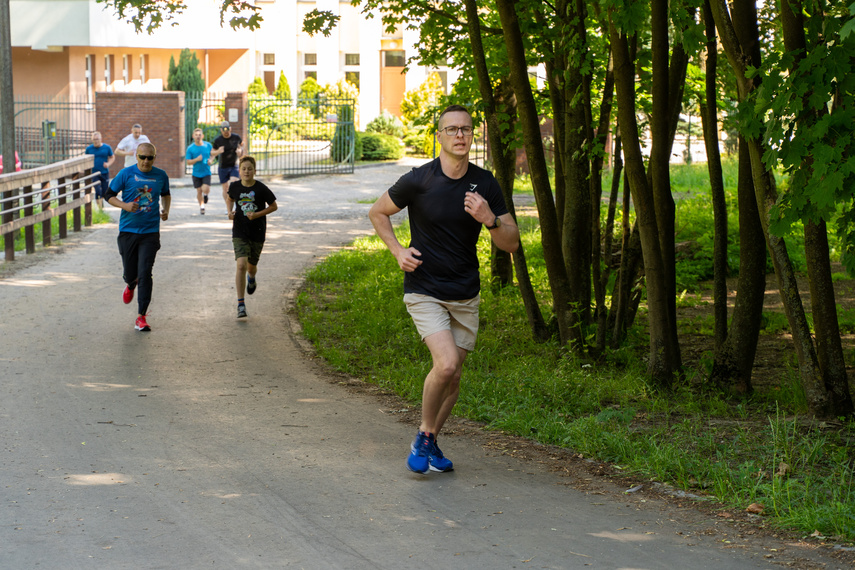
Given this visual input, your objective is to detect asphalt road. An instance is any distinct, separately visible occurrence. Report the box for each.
[1,160,848,569]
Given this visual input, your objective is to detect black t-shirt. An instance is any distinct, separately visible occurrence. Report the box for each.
[228,180,277,243]
[213,134,242,168]
[388,158,509,300]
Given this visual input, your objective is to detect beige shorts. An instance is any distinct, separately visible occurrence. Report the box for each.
[404,293,480,352]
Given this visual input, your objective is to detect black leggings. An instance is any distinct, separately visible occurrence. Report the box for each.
[117,232,161,315]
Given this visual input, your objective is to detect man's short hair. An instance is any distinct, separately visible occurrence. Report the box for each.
[132,123,143,130]
[193,128,203,135]
[437,104,471,127]
[239,155,256,169]
[137,142,156,156]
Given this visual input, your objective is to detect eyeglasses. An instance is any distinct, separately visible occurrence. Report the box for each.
[441,125,474,136]
[138,155,155,161]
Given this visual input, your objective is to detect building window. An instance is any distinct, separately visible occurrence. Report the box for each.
[263,53,275,65]
[304,53,317,65]
[123,55,131,85]
[345,53,360,66]
[104,55,113,90]
[139,54,148,84]
[384,50,405,67]
[304,71,317,80]
[345,71,360,89]
[85,55,94,104]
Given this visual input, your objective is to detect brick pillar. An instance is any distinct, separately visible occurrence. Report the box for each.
[96,91,187,179]
[223,92,248,152]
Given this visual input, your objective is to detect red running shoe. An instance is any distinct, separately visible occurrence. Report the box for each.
[123,286,135,304]
[134,315,151,331]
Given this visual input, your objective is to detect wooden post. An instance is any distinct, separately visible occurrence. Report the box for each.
[1,189,13,261]
[41,180,51,247]
[84,169,92,227]
[23,184,34,253]
[72,176,81,232]
[57,176,67,239]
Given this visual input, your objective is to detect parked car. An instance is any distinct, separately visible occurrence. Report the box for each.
[0,151,23,173]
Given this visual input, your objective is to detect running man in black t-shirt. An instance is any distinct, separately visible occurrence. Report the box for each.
[369,105,520,474]
[227,155,277,318]
[212,121,244,215]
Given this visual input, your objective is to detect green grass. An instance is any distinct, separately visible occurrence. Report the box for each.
[12,206,112,252]
[295,170,855,544]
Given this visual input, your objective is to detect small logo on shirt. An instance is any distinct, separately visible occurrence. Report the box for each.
[469,183,478,192]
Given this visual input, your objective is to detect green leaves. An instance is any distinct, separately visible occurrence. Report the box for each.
[96,0,261,33]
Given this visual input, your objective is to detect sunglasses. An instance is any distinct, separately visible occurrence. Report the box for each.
[138,155,155,161]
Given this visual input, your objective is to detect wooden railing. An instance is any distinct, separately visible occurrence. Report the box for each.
[1,156,97,261]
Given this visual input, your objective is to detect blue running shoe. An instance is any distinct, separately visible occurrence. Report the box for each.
[407,431,431,474]
[429,438,454,472]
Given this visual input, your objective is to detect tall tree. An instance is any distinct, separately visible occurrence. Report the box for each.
[708,0,854,417]
[608,3,677,388]
[495,0,577,346]
[703,0,767,394]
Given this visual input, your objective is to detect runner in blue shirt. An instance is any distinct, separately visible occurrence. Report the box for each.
[84,131,114,209]
[185,127,213,215]
[104,142,171,332]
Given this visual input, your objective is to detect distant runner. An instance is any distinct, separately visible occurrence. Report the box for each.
[185,128,213,215]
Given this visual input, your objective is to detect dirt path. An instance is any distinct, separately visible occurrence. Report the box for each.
[1,161,850,569]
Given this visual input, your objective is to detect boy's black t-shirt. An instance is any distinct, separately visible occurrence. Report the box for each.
[228,180,277,243]
[388,158,509,300]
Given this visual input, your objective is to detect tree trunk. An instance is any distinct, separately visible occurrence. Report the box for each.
[805,221,854,415]
[561,0,593,333]
[710,138,767,393]
[779,0,853,416]
[495,0,576,346]
[608,19,674,388]
[464,0,550,342]
[593,53,616,355]
[649,0,682,374]
[702,0,765,393]
[699,0,728,351]
[709,0,831,416]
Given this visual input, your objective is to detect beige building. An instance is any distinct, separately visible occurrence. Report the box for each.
[10,0,456,129]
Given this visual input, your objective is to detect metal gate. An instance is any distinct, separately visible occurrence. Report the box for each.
[247,96,355,176]
[10,96,95,169]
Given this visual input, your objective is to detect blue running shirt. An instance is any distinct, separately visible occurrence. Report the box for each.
[108,165,171,234]
[185,141,213,178]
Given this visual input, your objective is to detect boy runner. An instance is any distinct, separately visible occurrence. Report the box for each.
[226,155,278,318]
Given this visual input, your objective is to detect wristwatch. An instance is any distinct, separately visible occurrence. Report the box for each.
[485,216,501,230]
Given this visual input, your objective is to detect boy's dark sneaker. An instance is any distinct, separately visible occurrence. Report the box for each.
[247,277,257,295]
[203,194,208,204]
[237,304,247,318]
[429,438,454,472]
[407,431,431,474]
[134,315,151,331]
[123,286,135,304]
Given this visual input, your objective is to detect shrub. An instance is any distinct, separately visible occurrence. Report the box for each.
[366,112,405,138]
[274,71,291,101]
[331,105,356,162]
[248,76,268,96]
[421,129,439,158]
[360,133,404,161]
